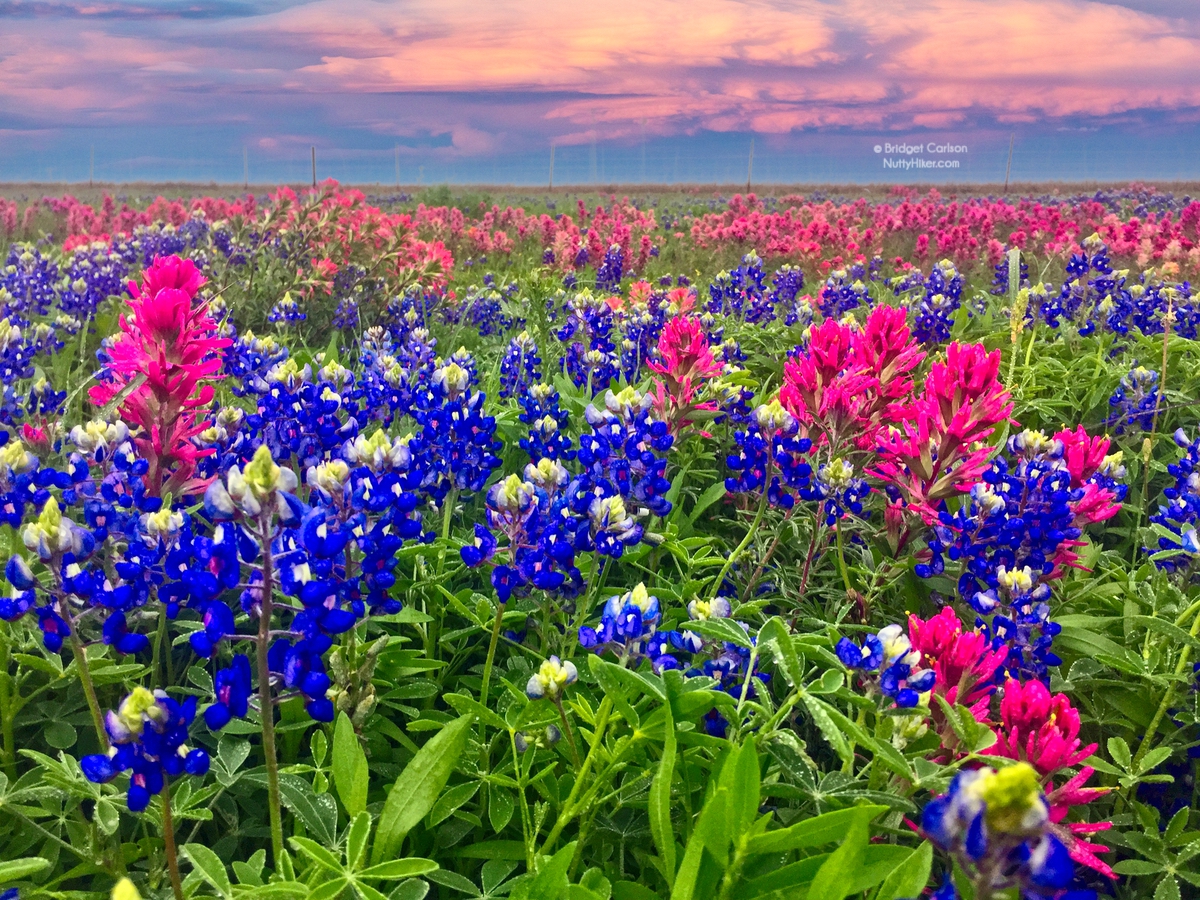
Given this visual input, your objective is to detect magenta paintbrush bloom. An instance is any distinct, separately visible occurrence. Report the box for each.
[89,255,231,497]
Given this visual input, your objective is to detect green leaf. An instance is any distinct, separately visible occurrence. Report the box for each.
[373,714,474,864]
[688,480,730,524]
[1138,747,1174,774]
[801,694,853,766]
[1154,876,1180,900]
[444,691,510,732]
[874,841,932,900]
[387,880,431,900]
[758,617,805,689]
[671,780,731,900]
[93,797,120,836]
[359,859,440,880]
[1131,615,1200,652]
[277,775,339,846]
[334,712,370,817]
[184,843,234,900]
[428,781,479,827]
[744,806,886,856]
[1107,737,1132,770]
[489,788,515,834]
[807,815,867,900]
[44,720,77,749]
[649,692,677,888]
[1111,860,1166,875]
[730,737,761,839]
[0,857,52,883]
[308,878,351,900]
[347,811,372,872]
[290,836,344,874]
[686,617,754,650]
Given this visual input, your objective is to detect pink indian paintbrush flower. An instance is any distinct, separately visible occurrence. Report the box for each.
[1055,425,1124,527]
[780,306,925,452]
[907,606,1007,720]
[648,316,721,437]
[985,678,1114,879]
[872,342,1013,523]
[89,255,231,498]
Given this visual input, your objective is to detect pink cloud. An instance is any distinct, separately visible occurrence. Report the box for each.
[1,0,1199,154]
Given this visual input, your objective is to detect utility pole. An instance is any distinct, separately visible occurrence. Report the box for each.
[89,145,94,186]
[549,141,556,189]
[395,145,400,188]
[589,131,598,183]
[746,136,755,193]
[1003,133,1014,194]
[311,146,317,188]
[243,146,249,189]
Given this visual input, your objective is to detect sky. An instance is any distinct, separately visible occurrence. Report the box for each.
[2,0,1200,185]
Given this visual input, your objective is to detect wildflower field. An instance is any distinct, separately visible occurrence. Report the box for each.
[3,181,1200,900]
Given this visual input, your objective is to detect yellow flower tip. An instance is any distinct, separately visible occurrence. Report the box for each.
[112,877,143,900]
[244,444,282,495]
[980,761,1043,835]
[118,686,159,736]
[37,496,63,536]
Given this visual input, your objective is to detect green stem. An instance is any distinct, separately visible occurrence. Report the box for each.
[567,555,610,660]
[479,601,505,709]
[553,696,583,771]
[254,515,286,869]
[1132,604,1200,770]
[734,643,760,736]
[60,595,108,752]
[151,602,168,687]
[709,487,771,603]
[0,626,16,777]
[510,730,536,870]
[161,781,185,900]
[834,522,854,596]
[540,696,613,853]
[436,488,458,577]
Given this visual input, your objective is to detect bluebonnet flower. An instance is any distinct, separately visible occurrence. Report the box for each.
[835,623,935,708]
[990,249,1029,295]
[921,763,1079,899]
[460,465,581,601]
[819,268,871,318]
[223,331,289,396]
[911,259,965,344]
[59,243,129,320]
[1148,429,1200,574]
[519,383,575,462]
[1,244,61,319]
[246,358,361,470]
[332,296,360,330]
[918,429,1124,682]
[579,582,661,660]
[595,244,624,292]
[267,293,307,325]
[80,687,210,812]
[567,387,674,557]
[812,458,867,526]
[559,291,619,392]
[1107,365,1159,433]
[725,399,814,508]
[499,330,542,400]
[706,251,779,324]
[205,654,252,729]
[269,636,335,722]
[411,356,501,504]
[525,656,578,699]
